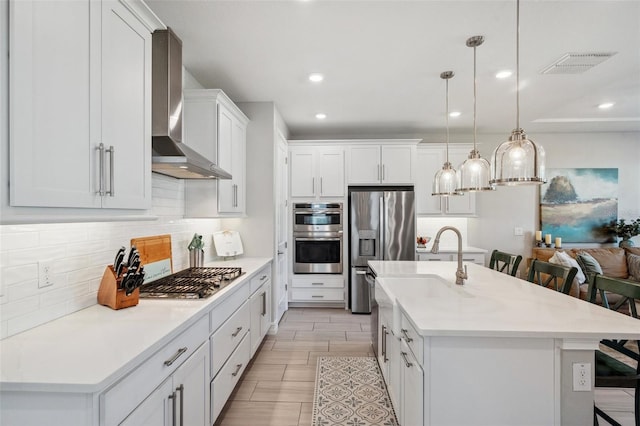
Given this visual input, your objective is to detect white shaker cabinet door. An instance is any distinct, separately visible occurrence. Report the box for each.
[348,145,381,184]
[9,0,100,208]
[381,145,413,184]
[317,149,345,197]
[120,378,173,426]
[171,342,209,426]
[100,0,152,209]
[290,148,316,197]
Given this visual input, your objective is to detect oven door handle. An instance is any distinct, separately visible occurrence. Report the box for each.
[295,237,342,241]
[294,210,341,215]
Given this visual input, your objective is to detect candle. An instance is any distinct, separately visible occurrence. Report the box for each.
[535,230,542,241]
[555,237,562,248]
[545,234,552,245]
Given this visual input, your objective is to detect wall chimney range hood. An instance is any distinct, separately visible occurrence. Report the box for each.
[151,28,231,180]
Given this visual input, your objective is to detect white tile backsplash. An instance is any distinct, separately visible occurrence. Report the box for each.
[0,174,223,339]
[416,217,469,249]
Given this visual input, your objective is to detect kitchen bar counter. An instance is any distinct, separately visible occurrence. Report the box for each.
[0,257,271,393]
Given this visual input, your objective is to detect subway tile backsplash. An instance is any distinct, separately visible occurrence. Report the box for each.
[0,175,223,339]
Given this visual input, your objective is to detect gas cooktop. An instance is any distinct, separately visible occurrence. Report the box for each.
[138,267,243,299]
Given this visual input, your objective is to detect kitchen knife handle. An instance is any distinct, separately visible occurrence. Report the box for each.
[164,347,188,366]
[231,363,243,377]
[96,143,105,196]
[106,145,115,197]
[176,384,184,426]
[232,326,243,337]
[168,390,177,426]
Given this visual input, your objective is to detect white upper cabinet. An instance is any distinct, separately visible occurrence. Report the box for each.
[9,0,152,210]
[289,146,344,199]
[348,143,416,185]
[183,89,249,217]
[416,144,476,216]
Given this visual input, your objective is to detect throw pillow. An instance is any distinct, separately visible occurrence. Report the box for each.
[627,253,640,282]
[553,251,587,284]
[576,251,604,278]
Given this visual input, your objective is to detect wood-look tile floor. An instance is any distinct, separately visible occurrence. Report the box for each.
[214,307,636,426]
[214,307,374,426]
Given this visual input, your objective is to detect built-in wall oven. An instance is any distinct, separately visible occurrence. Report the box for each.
[293,203,343,274]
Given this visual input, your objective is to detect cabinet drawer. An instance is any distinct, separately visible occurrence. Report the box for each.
[211,333,250,422]
[211,300,250,377]
[250,264,272,294]
[291,276,344,288]
[210,282,250,333]
[101,314,209,426]
[400,314,423,366]
[291,288,344,301]
[417,253,451,262]
[461,253,485,265]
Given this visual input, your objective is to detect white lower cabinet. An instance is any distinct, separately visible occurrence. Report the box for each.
[400,339,424,426]
[211,333,251,421]
[120,341,209,426]
[417,251,485,265]
[250,276,272,357]
[290,275,344,303]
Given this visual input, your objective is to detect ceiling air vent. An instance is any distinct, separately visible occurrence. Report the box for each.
[540,52,617,75]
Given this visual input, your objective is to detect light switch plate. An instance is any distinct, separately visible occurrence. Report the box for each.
[514,227,524,236]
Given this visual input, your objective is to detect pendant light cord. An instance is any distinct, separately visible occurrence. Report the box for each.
[473,45,478,151]
[516,0,520,130]
[445,78,450,163]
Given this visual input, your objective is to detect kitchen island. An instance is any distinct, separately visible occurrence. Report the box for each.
[0,257,272,426]
[370,260,640,426]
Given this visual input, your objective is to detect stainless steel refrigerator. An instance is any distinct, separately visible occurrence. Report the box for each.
[349,187,415,313]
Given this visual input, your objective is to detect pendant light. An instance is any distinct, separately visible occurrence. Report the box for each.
[432,71,463,197]
[490,0,546,185]
[456,36,494,192]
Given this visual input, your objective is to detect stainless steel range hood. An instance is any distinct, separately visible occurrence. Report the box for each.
[151,28,231,180]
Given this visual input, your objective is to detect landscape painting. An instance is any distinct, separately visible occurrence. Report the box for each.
[540,168,618,243]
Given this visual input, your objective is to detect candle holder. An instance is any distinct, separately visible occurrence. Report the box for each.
[535,241,543,247]
[545,243,553,248]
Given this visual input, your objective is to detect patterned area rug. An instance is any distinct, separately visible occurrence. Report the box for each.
[312,356,398,426]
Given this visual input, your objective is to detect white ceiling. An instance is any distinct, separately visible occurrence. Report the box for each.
[145,0,640,139]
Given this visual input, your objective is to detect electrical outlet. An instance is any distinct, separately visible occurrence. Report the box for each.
[572,362,592,391]
[38,260,55,288]
[514,227,524,236]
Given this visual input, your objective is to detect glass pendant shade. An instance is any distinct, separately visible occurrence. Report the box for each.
[490,128,546,185]
[433,162,461,196]
[432,70,462,196]
[458,150,493,191]
[455,35,494,193]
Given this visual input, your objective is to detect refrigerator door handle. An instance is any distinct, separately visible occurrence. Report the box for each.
[379,196,384,261]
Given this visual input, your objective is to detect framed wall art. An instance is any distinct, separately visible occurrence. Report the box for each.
[540,168,618,243]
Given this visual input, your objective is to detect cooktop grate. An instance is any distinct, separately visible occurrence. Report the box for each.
[138,267,243,299]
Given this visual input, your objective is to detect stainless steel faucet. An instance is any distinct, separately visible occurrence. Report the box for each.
[431,226,468,285]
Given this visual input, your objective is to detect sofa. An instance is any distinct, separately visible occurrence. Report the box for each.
[531,247,640,300]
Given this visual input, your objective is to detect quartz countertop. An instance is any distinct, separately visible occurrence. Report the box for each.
[0,257,272,393]
[374,261,640,340]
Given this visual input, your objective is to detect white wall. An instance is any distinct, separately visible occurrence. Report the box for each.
[467,132,640,262]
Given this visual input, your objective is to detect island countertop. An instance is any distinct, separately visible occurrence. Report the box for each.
[372,261,640,340]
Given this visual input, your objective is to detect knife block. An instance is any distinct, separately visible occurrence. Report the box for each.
[97,265,139,310]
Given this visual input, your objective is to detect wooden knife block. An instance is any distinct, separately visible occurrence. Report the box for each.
[97,265,139,310]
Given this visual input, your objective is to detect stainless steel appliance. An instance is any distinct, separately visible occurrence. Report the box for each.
[349,187,415,313]
[138,267,243,299]
[293,203,343,274]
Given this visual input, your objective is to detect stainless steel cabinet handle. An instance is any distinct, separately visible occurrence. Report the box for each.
[168,390,177,426]
[260,274,268,281]
[381,325,388,362]
[261,291,266,316]
[377,164,380,181]
[311,282,324,285]
[401,328,413,342]
[231,363,243,377]
[106,145,115,196]
[382,164,386,181]
[176,384,184,426]
[311,295,324,298]
[96,143,105,196]
[320,177,323,194]
[232,326,243,337]
[164,347,188,366]
[312,177,315,195]
[401,351,413,368]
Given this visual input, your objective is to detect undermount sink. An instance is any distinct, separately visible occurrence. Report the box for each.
[375,274,469,334]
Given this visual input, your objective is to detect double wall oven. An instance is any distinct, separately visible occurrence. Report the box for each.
[293,203,343,274]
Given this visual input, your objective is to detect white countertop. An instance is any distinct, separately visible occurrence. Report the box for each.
[374,261,640,340]
[415,245,487,253]
[0,257,271,393]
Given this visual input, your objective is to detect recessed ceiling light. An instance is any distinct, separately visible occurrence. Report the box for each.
[315,113,326,120]
[308,73,324,83]
[449,111,461,118]
[598,102,614,109]
[495,70,513,79]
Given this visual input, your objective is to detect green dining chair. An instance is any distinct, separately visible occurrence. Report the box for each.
[489,250,522,277]
[526,259,578,295]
